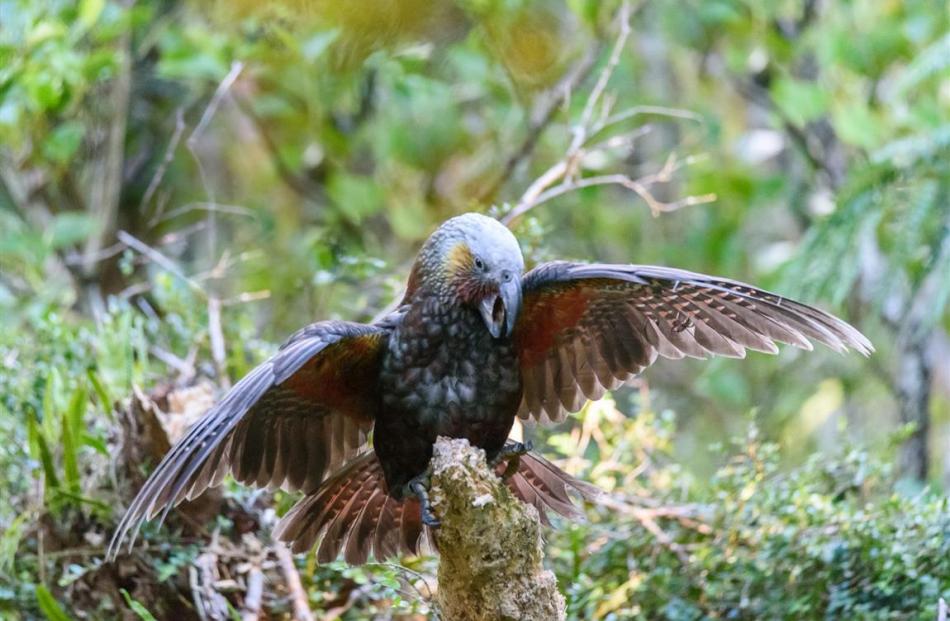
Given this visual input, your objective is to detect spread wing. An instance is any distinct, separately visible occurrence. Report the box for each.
[514,261,872,422]
[109,320,387,557]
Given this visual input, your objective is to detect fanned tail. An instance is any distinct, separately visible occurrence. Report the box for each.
[503,451,601,525]
[274,449,598,565]
[273,450,430,565]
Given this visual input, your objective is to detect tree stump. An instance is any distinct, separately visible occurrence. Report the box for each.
[429,437,566,621]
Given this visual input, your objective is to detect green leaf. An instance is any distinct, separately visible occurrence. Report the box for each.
[61,384,86,496]
[28,410,60,494]
[46,212,95,249]
[301,29,339,62]
[78,0,106,31]
[326,173,384,224]
[65,382,87,443]
[893,31,950,95]
[35,585,73,621]
[82,433,109,456]
[832,104,881,149]
[0,512,29,572]
[61,415,80,495]
[872,124,950,167]
[119,589,158,621]
[42,367,60,441]
[771,77,829,127]
[87,368,114,419]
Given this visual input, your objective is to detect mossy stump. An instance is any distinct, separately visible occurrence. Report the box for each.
[429,437,566,621]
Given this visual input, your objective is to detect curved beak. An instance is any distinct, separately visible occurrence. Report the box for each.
[479,277,521,339]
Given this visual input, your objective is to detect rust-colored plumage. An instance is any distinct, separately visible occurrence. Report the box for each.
[109,213,871,564]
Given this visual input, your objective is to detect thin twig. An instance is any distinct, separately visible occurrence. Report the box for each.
[157,201,256,224]
[116,230,206,297]
[189,565,209,621]
[185,63,246,387]
[188,62,245,149]
[64,241,125,267]
[81,26,132,278]
[501,1,709,226]
[144,107,187,226]
[509,155,716,223]
[571,0,634,152]
[274,542,315,621]
[221,290,271,306]
[482,45,603,201]
[241,564,264,621]
[499,0,716,228]
[149,345,197,382]
[595,495,713,533]
[207,296,229,389]
[592,104,705,136]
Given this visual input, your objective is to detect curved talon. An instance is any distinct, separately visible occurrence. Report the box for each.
[490,440,533,467]
[408,474,441,528]
[421,506,441,528]
[491,440,534,479]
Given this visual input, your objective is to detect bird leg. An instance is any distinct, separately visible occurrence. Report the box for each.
[490,440,533,480]
[408,470,441,528]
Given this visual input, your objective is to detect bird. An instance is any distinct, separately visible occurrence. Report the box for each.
[108,212,872,564]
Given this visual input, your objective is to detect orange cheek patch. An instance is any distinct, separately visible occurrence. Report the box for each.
[516,285,590,368]
[444,242,474,277]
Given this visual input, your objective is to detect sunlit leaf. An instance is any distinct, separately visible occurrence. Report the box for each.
[36,585,73,621]
[771,77,829,127]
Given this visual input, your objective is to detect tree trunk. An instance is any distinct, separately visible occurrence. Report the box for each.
[896,333,932,481]
[429,437,566,621]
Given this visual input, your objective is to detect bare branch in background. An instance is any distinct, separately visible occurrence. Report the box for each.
[158,202,257,224]
[188,62,246,150]
[182,61,247,389]
[274,542,315,621]
[187,61,245,264]
[143,107,187,227]
[572,0,636,147]
[500,1,713,227]
[149,345,197,383]
[483,46,603,201]
[116,230,206,297]
[207,297,230,389]
[519,155,716,219]
[240,563,264,621]
[81,27,132,283]
[594,495,712,565]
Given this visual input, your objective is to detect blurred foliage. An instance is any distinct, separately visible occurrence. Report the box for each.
[1,0,949,618]
[550,397,950,620]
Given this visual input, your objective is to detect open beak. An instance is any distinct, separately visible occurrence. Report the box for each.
[479,278,521,339]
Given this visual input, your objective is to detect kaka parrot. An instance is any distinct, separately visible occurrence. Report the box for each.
[109,212,872,564]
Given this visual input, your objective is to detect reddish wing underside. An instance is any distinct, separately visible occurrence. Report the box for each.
[109,321,387,557]
[514,261,872,423]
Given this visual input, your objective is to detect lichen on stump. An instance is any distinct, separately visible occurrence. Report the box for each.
[430,436,566,621]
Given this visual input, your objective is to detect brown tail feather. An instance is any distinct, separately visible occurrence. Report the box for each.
[274,449,597,565]
[273,451,432,564]
[503,451,600,523]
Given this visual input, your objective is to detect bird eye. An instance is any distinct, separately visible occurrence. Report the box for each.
[474,257,485,271]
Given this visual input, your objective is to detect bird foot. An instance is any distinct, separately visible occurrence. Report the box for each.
[490,440,533,480]
[408,471,441,528]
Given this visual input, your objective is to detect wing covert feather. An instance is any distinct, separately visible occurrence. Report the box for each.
[514,261,872,422]
[109,321,387,558]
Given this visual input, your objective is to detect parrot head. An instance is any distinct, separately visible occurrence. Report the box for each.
[414,212,524,339]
